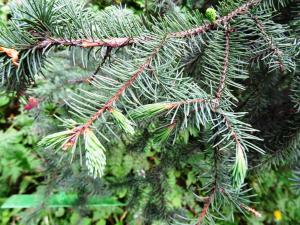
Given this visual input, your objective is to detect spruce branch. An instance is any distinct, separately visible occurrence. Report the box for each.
[211,110,263,188]
[0,0,299,223]
[261,129,300,168]
[34,37,134,50]
[222,113,248,187]
[170,0,261,38]
[3,0,262,55]
[213,26,232,110]
[83,39,165,125]
[250,14,285,73]
[60,36,168,153]
[0,0,266,93]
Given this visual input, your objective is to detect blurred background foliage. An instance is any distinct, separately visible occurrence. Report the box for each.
[0,0,299,224]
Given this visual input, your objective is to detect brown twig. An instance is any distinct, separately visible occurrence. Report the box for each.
[195,194,214,225]
[166,98,206,109]
[240,204,262,218]
[222,114,242,149]
[213,26,232,110]
[35,37,134,50]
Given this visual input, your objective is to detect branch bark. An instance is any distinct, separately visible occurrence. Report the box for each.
[213,27,231,110]
[195,194,214,225]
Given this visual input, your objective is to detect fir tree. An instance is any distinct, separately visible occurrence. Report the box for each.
[0,0,299,224]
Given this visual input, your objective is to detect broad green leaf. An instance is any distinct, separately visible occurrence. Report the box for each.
[0,95,9,107]
[1,193,126,208]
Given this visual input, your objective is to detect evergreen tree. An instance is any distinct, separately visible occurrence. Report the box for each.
[0,0,299,224]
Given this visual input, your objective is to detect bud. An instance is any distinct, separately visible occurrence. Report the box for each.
[232,144,247,188]
[205,8,217,23]
[129,103,171,120]
[153,123,176,145]
[109,108,135,135]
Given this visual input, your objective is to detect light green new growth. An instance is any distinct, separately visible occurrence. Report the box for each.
[84,129,106,178]
[129,103,171,120]
[110,108,135,135]
[205,7,217,23]
[232,144,248,188]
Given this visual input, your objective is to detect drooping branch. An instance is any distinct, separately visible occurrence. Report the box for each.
[62,37,167,149]
[194,142,220,225]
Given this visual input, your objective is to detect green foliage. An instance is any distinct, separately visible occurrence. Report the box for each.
[2,193,125,208]
[0,0,299,224]
[0,113,40,195]
[249,170,300,224]
[0,1,9,25]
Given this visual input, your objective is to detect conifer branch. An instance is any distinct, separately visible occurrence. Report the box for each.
[250,15,285,73]
[262,129,300,168]
[62,37,167,149]
[21,0,262,53]
[213,27,231,110]
[170,0,261,38]
[220,112,248,187]
[35,37,134,50]
[194,144,220,224]
[3,0,296,222]
[223,115,242,149]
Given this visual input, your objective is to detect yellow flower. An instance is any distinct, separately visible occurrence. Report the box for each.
[274,210,282,221]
